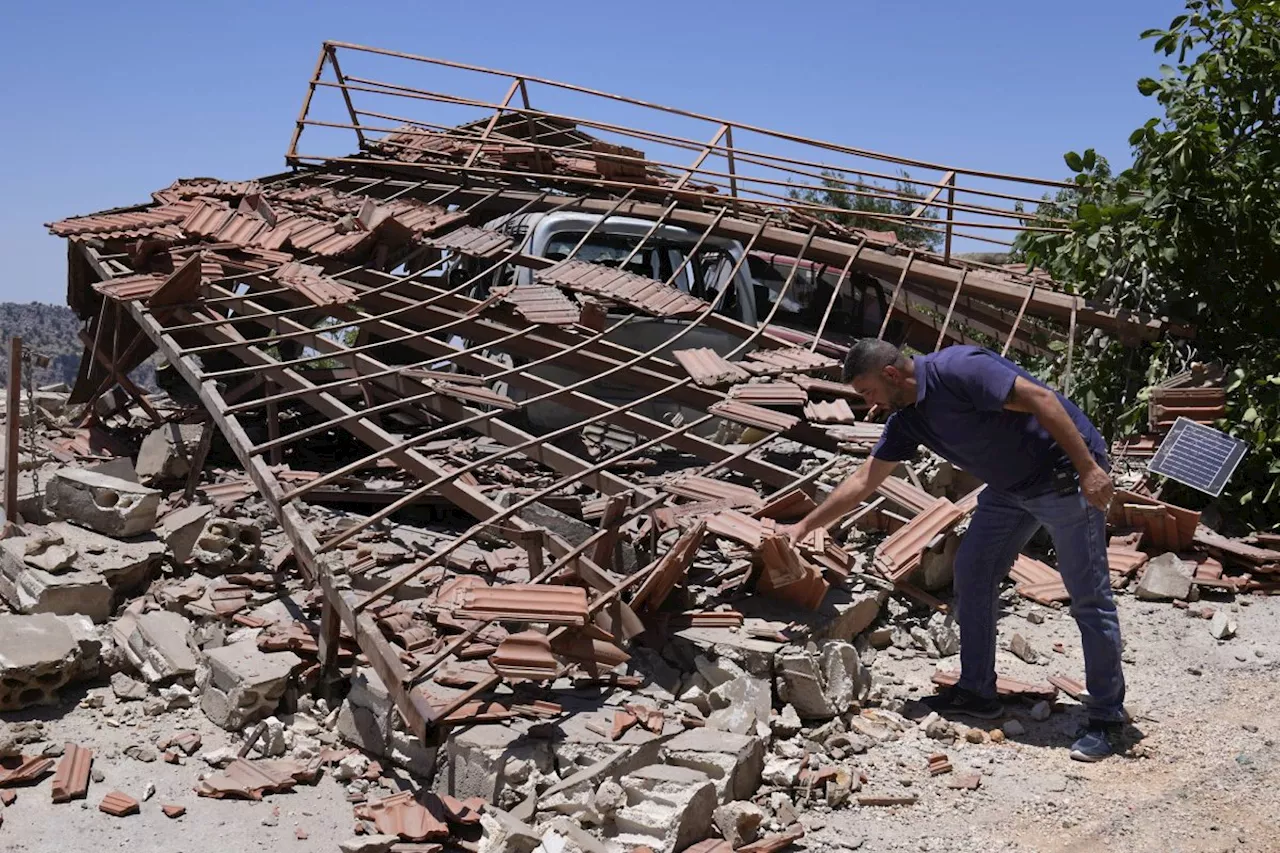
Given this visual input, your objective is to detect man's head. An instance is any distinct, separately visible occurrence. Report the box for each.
[843,339,914,412]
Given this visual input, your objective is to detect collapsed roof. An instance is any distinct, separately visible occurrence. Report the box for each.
[46,42,1192,744]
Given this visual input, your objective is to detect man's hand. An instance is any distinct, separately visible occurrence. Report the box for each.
[1079,462,1114,513]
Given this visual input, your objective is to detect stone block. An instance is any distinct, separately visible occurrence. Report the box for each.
[198,641,300,730]
[1136,553,1194,601]
[661,728,765,804]
[136,423,205,484]
[775,640,871,720]
[45,469,160,538]
[124,610,198,683]
[0,613,99,710]
[611,764,715,853]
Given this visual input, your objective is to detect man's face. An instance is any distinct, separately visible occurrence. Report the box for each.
[851,365,912,413]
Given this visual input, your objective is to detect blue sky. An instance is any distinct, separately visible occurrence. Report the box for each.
[0,0,1184,303]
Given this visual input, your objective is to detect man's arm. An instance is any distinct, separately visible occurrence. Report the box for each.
[1004,376,1114,511]
[784,457,898,542]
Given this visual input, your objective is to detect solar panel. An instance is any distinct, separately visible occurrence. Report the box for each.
[1148,417,1247,497]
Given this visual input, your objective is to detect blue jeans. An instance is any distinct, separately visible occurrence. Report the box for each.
[953,486,1126,723]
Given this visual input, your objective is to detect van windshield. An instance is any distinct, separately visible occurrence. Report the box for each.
[544,231,739,312]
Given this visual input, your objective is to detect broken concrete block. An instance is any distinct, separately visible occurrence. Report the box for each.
[0,532,113,623]
[661,728,764,804]
[335,667,437,778]
[49,522,163,592]
[45,469,160,538]
[479,807,542,853]
[123,611,198,683]
[611,764,716,853]
[198,641,300,730]
[160,505,214,565]
[190,517,261,572]
[775,641,871,720]
[706,674,771,736]
[712,800,765,848]
[1135,553,1194,601]
[441,722,554,805]
[0,613,99,710]
[135,423,205,484]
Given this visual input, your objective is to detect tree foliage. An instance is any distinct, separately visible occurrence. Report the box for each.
[1017,0,1280,527]
[790,170,943,250]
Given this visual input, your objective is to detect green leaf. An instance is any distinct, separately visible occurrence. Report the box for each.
[1137,78,1161,96]
[1082,148,1097,170]
[1244,407,1259,423]
[1064,151,1084,172]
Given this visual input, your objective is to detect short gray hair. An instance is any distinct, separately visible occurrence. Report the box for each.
[842,338,903,382]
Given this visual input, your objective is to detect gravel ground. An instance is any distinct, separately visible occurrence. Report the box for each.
[2,590,1277,853]
[808,590,1280,853]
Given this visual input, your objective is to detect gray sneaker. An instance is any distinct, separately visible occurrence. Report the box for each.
[1069,720,1119,762]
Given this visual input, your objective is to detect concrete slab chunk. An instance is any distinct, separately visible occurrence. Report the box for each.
[661,728,765,804]
[124,611,198,683]
[45,469,160,538]
[0,613,99,710]
[612,764,716,853]
[136,423,205,484]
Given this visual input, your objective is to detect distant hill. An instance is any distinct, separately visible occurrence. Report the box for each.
[0,302,156,390]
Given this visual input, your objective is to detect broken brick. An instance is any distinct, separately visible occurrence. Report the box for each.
[161,803,186,818]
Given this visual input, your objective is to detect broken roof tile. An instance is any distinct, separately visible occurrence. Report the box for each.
[424,226,513,259]
[740,346,838,376]
[354,791,450,841]
[0,755,55,787]
[663,475,764,510]
[499,284,580,325]
[875,498,966,581]
[537,258,706,319]
[98,791,140,817]
[630,519,707,612]
[672,348,750,387]
[48,202,196,238]
[754,488,818,522]
[728,382,808,408]
[932,669,1057,700]
[50,743,92,803]
[488,630,559,681]
[803,398,858,425]
[709,399,800,432]
[272,261,359,306]
[456,584,589,626]
[196,758,300,800]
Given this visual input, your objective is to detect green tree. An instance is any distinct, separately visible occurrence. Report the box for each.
[1017,0,1280,527]
[790,170,943,250]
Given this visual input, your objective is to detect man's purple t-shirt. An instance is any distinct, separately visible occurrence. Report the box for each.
[870,346,1107,495]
